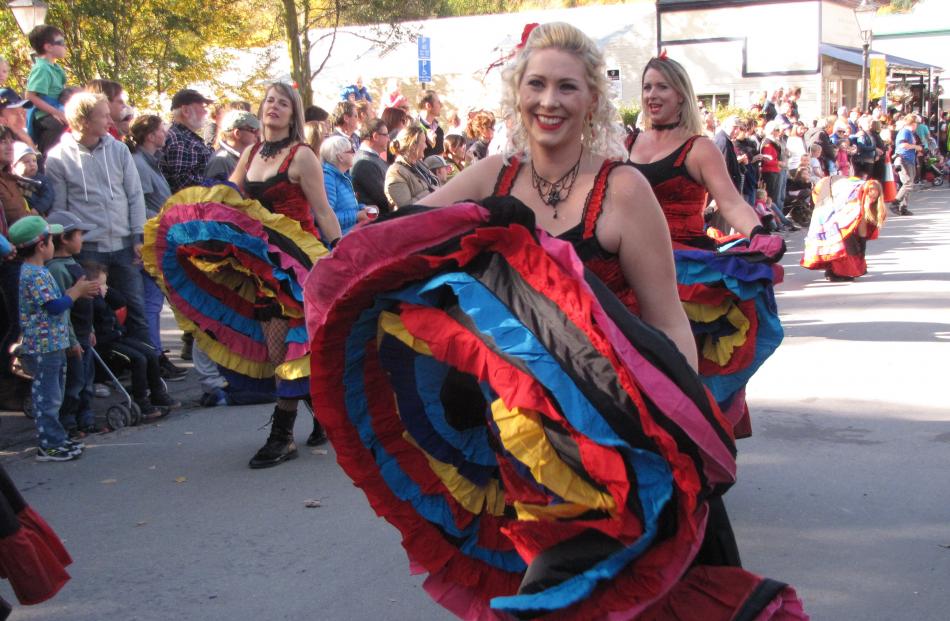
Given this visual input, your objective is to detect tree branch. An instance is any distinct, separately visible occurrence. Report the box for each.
[309,3,341,80]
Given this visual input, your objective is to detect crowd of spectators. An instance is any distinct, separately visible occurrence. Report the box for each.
[702,86,944,232]
[0,23,510,462]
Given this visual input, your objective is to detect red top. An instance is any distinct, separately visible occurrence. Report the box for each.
[628,133,708,244]
[493,157,640,314]
[244,143,320,238]
[760,141,780,174]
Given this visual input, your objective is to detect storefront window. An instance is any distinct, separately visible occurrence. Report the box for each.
[698,93,731,111]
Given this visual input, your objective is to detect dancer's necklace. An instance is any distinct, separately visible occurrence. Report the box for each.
[652,121,679,131]
[530,151,583,220]
[259,136,293,160]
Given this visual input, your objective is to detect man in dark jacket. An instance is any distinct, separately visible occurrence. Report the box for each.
[351,119,391,214]
[205,110,260,181]
[713,116,743,192]
[805,116,838,174]
[417,89,444,157]
[734,120,763,206]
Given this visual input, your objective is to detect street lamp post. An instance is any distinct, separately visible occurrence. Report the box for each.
[854,0,879,112]
[7,0,47,35]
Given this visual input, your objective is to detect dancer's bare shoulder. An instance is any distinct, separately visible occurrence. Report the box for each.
[419,154,508,207]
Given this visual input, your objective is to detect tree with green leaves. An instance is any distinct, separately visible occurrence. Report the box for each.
[0,11,33,89]
[887,0,919,11]
[278,0,441,107]
[3,1,272,106]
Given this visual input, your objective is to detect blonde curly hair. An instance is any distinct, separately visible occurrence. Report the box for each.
[500,22,625,162]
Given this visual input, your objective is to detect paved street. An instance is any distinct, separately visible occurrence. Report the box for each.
[2,188,949,621]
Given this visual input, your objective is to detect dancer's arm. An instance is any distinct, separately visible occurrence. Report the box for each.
[602,166,698,371]
[289,147,343,243]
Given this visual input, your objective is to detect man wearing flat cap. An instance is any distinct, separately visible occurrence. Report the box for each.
[205,109,260,181]
[159,88,214,192]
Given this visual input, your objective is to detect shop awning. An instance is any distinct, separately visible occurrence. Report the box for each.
[820,43,940,72]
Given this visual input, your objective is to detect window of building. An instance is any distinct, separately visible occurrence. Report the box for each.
[698,93,731,111]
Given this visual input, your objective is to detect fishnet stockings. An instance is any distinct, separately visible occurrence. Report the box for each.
[262,318,297,411]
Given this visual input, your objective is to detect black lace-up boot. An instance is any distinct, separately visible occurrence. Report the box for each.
[248,405,298,469]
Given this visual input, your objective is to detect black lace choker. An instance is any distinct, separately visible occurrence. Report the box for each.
[530,151,583,220]
[259,136,293,160]
[652,121,680,131]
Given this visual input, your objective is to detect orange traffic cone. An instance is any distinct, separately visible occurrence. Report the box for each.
[882,151,898,203]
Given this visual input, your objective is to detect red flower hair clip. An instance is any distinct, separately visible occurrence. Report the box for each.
[484,23,541,77]
[518,23,540,49]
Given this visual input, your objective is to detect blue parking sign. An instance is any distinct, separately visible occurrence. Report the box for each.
[417,36,431,60]
[418,59,432,83]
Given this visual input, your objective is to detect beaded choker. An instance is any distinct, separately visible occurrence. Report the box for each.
[259,136,294,160]
[530,152,583,220]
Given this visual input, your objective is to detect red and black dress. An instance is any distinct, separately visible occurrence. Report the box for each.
[244,143,320,239]
[140,144,329,401]
[493,156,641,314]
[628,136,709,245]
[628,132,785,437]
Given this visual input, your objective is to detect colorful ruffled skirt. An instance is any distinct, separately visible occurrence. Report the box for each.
[142,184,328,399]
[673,240,785,437]
[801,176,879,278]
[304,200,806,620]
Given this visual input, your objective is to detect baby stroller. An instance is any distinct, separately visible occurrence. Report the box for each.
[783,169,815,227]
[921,154,945,187]
[14,343,145,429]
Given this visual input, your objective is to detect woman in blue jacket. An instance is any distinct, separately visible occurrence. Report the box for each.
[319,135,369,236]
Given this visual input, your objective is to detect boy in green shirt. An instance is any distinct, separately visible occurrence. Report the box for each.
[25,25,68,154]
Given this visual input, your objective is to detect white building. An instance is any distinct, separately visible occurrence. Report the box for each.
[269,3,658,116]
[657,0,939,121]
[871,0,949,115]
[219,0,939,121]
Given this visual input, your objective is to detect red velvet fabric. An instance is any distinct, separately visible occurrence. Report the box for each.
[0,507,72,605]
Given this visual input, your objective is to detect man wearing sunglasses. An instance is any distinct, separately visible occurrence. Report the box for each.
[205,110,261,181]
[25,25,69,155]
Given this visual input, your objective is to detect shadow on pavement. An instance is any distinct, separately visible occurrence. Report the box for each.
[781,319,950,342]
[732,399,950,621]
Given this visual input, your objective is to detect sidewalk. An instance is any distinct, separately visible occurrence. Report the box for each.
[0,312,204,459]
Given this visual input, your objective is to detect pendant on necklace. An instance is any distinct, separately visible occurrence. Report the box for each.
[547,189,560,206]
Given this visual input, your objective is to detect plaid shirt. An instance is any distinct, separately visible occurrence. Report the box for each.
[159,122,213,193]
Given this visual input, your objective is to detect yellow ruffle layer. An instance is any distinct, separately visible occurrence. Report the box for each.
[141,183,327,378]
[683,300,750,366]
[490,401,616,522]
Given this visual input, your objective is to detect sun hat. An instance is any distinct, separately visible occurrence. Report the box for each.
[0,88,32,110]
[12,141,36,165]
[220,110,260,132]
[7,216,63,247]
[423,155,449,171]
[170,88,214,110]
[46,211,97,234]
